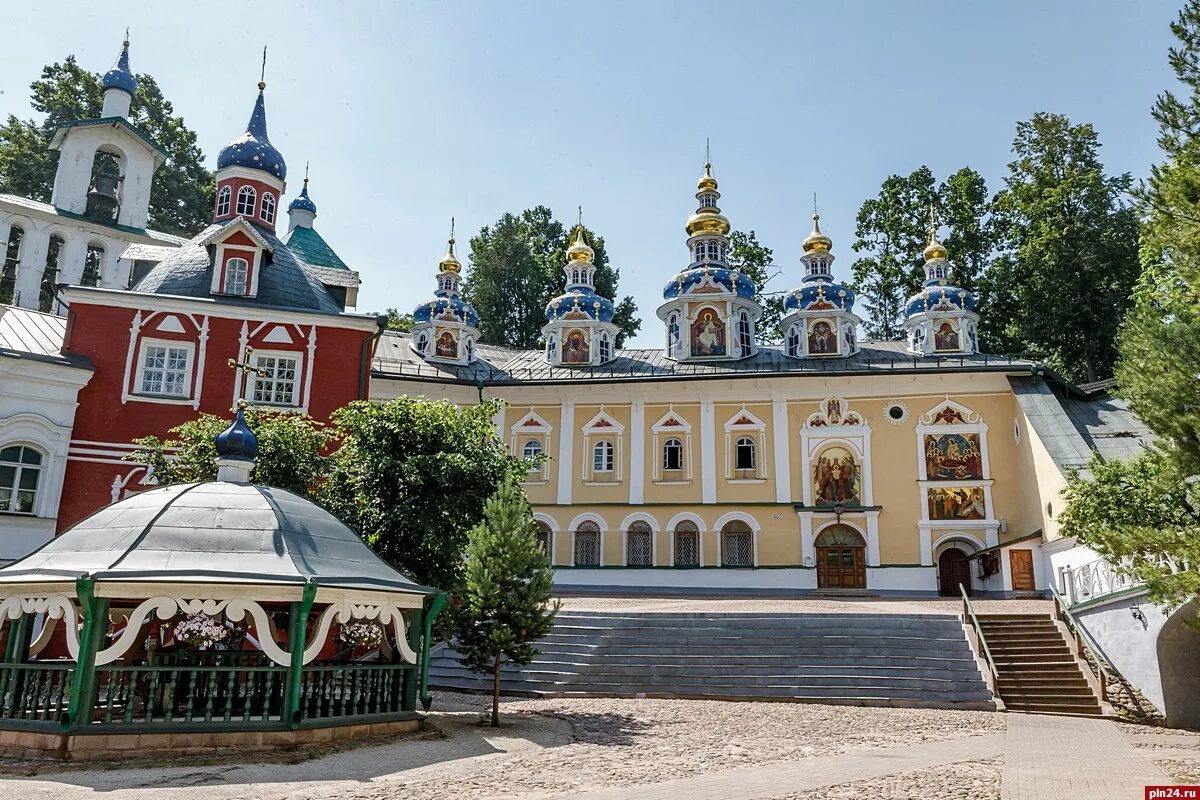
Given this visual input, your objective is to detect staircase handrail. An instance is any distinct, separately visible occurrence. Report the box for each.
[1051,586,1111,702]
[960,583,998,678]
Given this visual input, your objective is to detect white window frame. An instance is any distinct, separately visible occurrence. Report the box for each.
[260,192,276,224]
[0,444,44,516]
[522,438,543,469]
[251,349,303,408]
[223,257,249,295]
[581,410,625,483]
[510,409,553,484]
[651,409,693,482]
[735,436,757,471]
[235,185,257,216]
[662,437,684,473]
[598,332,611,364]
[216,185,231,216]
[724,406,768,481]
[134,338,195,400]
[737,310,753,354]
[592,440,614,473]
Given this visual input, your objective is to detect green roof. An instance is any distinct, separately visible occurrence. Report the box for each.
[282,225,349,271]
[52,116,167,161]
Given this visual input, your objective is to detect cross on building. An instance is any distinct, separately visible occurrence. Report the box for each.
[228,347,267,409]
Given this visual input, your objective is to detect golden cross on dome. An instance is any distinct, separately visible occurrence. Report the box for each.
[928,203,938,239]
[258,46,268,90]
[228,346,267,409]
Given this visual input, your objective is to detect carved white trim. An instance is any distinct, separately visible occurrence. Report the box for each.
[0,595,80,660]
[303,600,416,665]
[918,395,983,426]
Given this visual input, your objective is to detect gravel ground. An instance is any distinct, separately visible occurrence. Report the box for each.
[770,757,1003,800]
[557,595,1054,616]
[1156,759,1200,783]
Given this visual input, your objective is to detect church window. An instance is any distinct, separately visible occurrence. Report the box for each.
[662,438,683,472]
[545,335,555,358]
[667,314,680,353]
[83,243,104,287]
[465,338,474,360]
[414,332,428,354]
[235,186,256,216]
[216,185,232,217]
[253,353,300,406]
[599,333,611,363]
[626,521,652,566]
[737,311,752,354]
[699,194,716,208]
[39,234,64,313]
[721,520,754,567]
[522,439,542,463]
[0,445,42,515]
[223,258,249,295]
[1,226,23,305]
[673,520,700,567]
[260,192,276,224]
[787,325,800,357]
[573,521,600,566]
[735,437,757,471]
[138,342,191,397]
[535,521,552,558]
[592,440,614,473]
[693,244,704,263]
[705,240,720,262]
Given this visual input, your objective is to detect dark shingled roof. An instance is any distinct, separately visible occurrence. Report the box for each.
[1061,392,1155,463]
[132,220,344,314]
[1009,375,1097,476]
[374,330,1037,387]
[282,225,348,271]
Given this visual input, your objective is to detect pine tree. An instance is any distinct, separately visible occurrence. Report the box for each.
[452,481,558,726]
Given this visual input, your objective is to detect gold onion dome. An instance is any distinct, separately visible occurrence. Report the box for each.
[566,225,595,264]
[803,213,832,253]
[924,234,948,262]
[697,161,718,191]
[439,237,462,273]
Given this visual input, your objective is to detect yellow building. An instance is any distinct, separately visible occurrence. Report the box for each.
[374,162,1083,597]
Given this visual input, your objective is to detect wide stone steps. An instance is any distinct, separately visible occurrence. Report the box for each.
[428,611,995,709]
[976,614,1104,717]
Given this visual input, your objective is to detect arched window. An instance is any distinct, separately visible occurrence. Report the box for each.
[667,314,680,352]
[40,234,65,313]
[414,332,428,354]
[535,521,553,558]
[662,438,683,472]
[706,240,720,262]
[223,258,249,295]
[599,333,611,363]
[626,520,652,566]
[592,440,614,473]
[673,520,700,567]
[787,325,800,357]
[693,244,705,263]
[83,243,104,287]
[235,186,256,216]
[216,185,232,217]
[545,335,555,358]
[735,437,756,471]
[0,445,42,514]
[721,520,754,567]
[465,338,474,361]
[574,520,600,566]
[260,192,276,224]
[737,311,752,353]
[699,194,716,208]
[1,226,23,304]
[522,439,542,461]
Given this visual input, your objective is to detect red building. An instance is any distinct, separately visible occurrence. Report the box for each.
[57,81,382,531]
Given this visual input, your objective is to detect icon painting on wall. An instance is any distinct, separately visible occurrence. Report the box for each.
[924,433,983,480]
[562,330,590,364]
[934,322,960,351]
[813,446,859,504]
[691,308,726,357]
[435,331,458,358]
[927,487,986,520]
[808,320,838,355]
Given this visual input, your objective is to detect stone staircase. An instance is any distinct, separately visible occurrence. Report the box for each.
[428,611,995,709]
[978,613,1104,716]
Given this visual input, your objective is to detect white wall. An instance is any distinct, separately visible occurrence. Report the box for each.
[551,565,936,593]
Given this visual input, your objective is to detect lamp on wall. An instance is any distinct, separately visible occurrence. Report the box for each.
[833,503,845,524]
[1130,602,1147,627]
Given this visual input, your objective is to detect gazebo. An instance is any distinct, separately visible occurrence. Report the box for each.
[0,410,445,760]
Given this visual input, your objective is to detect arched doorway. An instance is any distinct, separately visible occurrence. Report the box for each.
[938,548,972,596]
[815,525,866,589]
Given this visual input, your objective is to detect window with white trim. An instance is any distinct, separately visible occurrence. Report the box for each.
[261,192,276,224]
[223,257,249,295]
[0,445,42,514]
[721,520,754,567]
[522,438,542,470]
[737,310,752,353]
[667,314,680,353]
[574,521,600,566]
[235,186,256,216]
[216,185,231,216]
[787,325,800,357]
[253,353,300,406]
[662,438,683,472]
[535,521,553,558]
[673,520,700,567]
[599,333,611,363]
[626,521,652,566]
[592,440,614,473]
[138,342,191,397]
[735,437,757,470]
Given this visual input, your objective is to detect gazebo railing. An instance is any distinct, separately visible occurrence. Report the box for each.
[0,663,74,722]
[298,663,414,722]
[94,664,289,726]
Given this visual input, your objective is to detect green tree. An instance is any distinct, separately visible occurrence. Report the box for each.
[0,55,213,236]
[126,410,332,497]
[321,397,530,591]
[991,113,1140,382]
[383,308,414,332]
[452,480,558,727]
[728,229,783,343]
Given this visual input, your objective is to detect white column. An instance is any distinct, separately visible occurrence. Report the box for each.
[799,514,814,566]
[629,399,645,505]
[57,234,87,286]
[772,398,790,503]
[14,228,49,310]
[556,400,575,504]
[0,221,11,259]
[919,526,934,566]
[865,512,881,566]
[700,399,716,504]
[100,244,125,289]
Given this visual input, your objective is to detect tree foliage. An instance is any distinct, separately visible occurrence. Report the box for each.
[0,55,214,236]
[727,229,783,343]
[463,207,641,348]
[383,308,414,332]
[452,480,558,726]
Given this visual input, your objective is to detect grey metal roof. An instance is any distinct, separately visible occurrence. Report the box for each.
[0,482,433,595]
[0,304,91,370]
[1009,375,1096,476]
[1061,392,1155,462]
[0,195,188,245]
[373,330,1037,387]
[132,221,345,314]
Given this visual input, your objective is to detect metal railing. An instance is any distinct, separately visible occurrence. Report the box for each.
[960,583,998,679]
[1062,555,1188,607]
[1051,587,1111,703]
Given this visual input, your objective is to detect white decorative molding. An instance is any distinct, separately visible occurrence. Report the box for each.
[0,595,80,660]
[304,599,417,665]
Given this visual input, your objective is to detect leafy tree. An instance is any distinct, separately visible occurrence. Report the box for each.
[728,229,784,343]
[452,480,558,727]
[383,308,414,332]
[940,167,994,294]
[0,55,213,236]
[991,113,1140,382]
[321,398,530,591]
[127,410,332,497]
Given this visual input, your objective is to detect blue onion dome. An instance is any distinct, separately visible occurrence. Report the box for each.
[905,284,978,317]
[785,281,856,313]
[662,265,756,301]
[413,295,479,327]
[545,288,615,323]
[216,84,287,180]
[102,39,137,96]
[288,177,317,213]
[215,408,258,463]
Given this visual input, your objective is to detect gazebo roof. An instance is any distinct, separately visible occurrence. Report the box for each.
[0,482,432,596]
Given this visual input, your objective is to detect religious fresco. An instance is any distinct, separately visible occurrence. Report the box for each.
[933,321,960,351]
[813,446,859,504]
[924,433,983,480]
[807,320,838,355]
[690,308,726,357]
[927,487,986,520]
[435,330,458,358]
[562,330,591,364]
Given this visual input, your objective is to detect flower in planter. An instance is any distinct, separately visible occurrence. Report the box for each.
[173,613,230,649]
[338,621,384,648]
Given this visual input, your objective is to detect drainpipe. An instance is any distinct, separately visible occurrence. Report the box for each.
[63,574,108,731]
[284,580,318,729]
[358,315,389,400]
[418,592,448,711]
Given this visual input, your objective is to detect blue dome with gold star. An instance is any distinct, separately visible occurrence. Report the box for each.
[662,266,756,301]
[905,282,978,317]
[288,181,316,213]
[413,295,479,327]
[545,287,615,323]
[785,279,856,313]
[217,88,287,181]
[102,40,137,96]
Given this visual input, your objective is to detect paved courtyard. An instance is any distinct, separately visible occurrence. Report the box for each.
[0,691,1194,800]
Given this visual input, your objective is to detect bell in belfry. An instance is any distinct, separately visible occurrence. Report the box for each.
[85,173,120,223]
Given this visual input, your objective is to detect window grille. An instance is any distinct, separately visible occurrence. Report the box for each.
[574,522,600,566]
[535,522,552,557]
[721,522,753,567]
[674,521,699,566]
[626,522,652,566]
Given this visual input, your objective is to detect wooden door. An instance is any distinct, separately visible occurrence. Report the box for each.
[816,546,866,589]
[938,548,972,596]
[1009,549,1035,591]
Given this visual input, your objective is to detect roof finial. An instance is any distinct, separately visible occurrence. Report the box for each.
[304,161,310,186]
[123,26,130,47]
[705,137,711,167]
[577,205,583,228]
[258,45,267,91]
[923,203,948,261]
[449,216,455,243]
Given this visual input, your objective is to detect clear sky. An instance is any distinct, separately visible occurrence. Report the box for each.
[1,1,1180,346]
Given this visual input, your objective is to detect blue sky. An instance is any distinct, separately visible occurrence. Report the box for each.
[1,1,1180,346]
